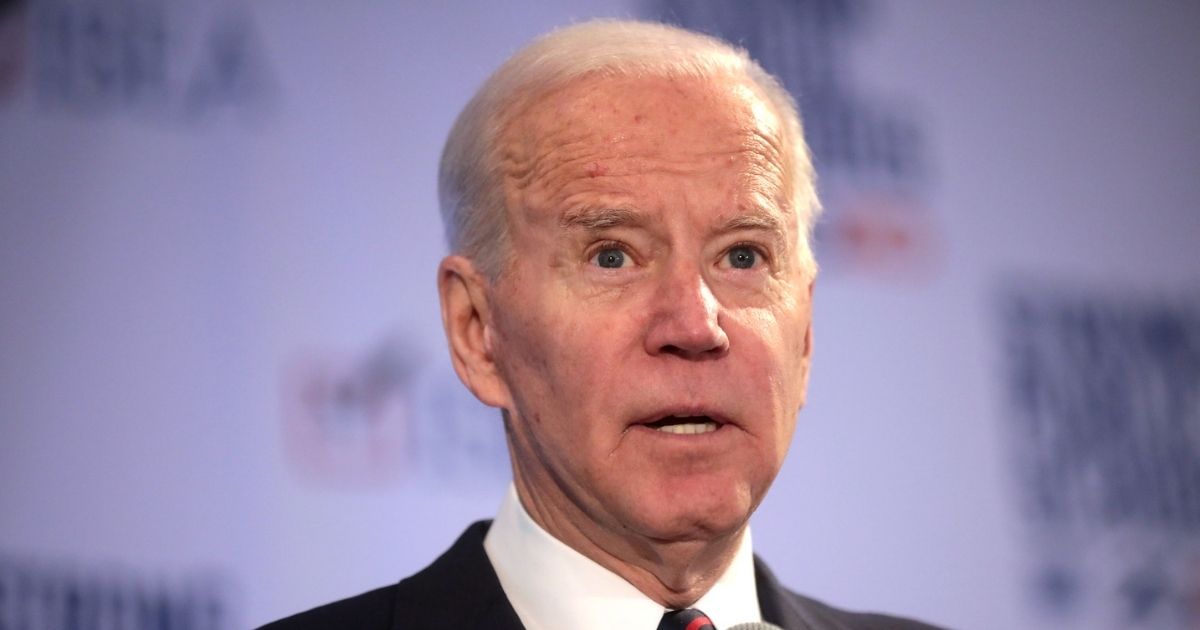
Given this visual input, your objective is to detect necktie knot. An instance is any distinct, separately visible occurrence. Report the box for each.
[658,608,716,630]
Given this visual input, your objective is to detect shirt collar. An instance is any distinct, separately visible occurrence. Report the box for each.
[484,484,762,630]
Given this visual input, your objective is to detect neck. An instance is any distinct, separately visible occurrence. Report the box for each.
[512,475,745,608]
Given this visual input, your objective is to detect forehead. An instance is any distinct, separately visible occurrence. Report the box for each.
[497,74,790,210]
[502,73,783,159]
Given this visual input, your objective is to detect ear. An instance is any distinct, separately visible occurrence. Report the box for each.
[803,279,814,359]
[796,279,815,406]
[438,255,513,409]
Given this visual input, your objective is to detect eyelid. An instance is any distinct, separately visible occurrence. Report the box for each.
[589,239,630,256]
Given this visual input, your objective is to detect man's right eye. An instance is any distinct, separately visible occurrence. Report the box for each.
[592,247,627,269]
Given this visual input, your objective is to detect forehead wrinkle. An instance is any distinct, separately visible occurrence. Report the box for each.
[741,129,787,184]
[505,116,785,194]
[511,148,773,225]
[545,144,780,195]
[743,116,784,156]
[500,135,597,197]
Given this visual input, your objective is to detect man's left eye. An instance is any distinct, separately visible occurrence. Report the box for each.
[726,245,758,269]
[592,247,627,268]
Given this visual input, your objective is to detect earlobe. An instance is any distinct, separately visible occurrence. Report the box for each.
[437,256,512,409]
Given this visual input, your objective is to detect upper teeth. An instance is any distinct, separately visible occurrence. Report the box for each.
[656,421,718,435]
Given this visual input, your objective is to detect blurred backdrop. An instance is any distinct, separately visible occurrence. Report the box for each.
[1,1,1198,628]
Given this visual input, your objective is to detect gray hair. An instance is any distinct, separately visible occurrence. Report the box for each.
[437,19,820,279]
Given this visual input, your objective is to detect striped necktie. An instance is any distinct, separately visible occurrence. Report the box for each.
[658,608,717,630]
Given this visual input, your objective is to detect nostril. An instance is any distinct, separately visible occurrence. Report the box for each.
[659,342,728,360]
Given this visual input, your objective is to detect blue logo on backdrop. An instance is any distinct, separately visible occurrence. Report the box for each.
[0,0,276,122]
[644,0,938,275]
[280,333,510,489]
[999,284,1200,629]
[0,553,235,630]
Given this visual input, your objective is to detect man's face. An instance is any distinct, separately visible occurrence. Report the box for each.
[484,74,813,544]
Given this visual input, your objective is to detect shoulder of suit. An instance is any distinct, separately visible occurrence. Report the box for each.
[782,588,950,630]
[389,520,518,626]
[754,555,949,630]
[254,521,508,630]
[255,583,396,630]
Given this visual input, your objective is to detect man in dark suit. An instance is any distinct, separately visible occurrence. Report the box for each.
[263,20,946,630]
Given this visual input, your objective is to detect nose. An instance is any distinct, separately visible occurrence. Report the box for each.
[643,264,730,359]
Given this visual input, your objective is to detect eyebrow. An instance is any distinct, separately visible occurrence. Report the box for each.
[559,207,645,231]
[559,205,789,244]
[719,210,788,244]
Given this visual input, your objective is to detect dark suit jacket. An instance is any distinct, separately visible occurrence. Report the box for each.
[260,520,946,630]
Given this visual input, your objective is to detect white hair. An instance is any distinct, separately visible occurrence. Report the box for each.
[438,19,820,278]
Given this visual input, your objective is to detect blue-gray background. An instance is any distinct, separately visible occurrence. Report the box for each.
[2,2,1198,629]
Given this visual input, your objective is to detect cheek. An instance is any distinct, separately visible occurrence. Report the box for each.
[735,307,790,367]
[736,308,805,461]
[493,286,610,417]
[733,304,810,402]
[495,314,563,406]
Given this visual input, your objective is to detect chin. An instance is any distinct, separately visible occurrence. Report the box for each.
[624,476,757,542]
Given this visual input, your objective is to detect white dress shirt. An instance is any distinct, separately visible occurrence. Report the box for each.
[484,485,763,630]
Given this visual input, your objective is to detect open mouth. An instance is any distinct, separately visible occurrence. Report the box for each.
[644,415,721,435]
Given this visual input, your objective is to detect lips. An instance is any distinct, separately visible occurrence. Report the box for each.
[647,416,718,434]
[635,409,732,435]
